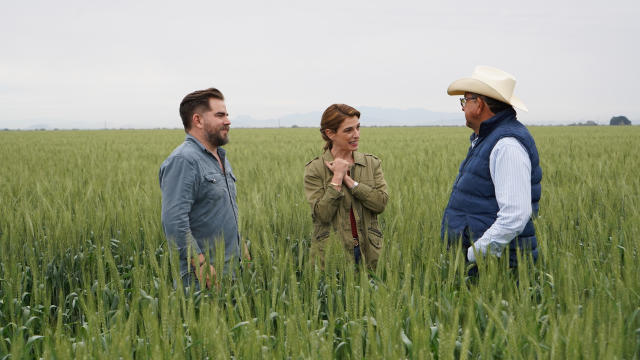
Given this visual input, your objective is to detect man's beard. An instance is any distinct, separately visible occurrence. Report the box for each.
[204,124,230,147]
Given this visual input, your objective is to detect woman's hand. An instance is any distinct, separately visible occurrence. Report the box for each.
[325,159,350,190]
[325,159,350,178]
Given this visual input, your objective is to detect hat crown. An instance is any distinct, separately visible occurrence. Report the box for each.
[446,65,528,111]
[472,66,516,100]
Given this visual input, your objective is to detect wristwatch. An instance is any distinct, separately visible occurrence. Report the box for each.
[351,181,359,189]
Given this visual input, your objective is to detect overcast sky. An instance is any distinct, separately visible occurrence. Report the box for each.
[1,0,638,129]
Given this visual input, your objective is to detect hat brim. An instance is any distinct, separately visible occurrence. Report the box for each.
[447,78,528,112]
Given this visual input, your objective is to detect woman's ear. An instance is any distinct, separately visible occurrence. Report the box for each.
[324,129,335,140]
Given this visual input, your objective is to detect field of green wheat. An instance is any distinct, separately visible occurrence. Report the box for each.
[0,125,639,359]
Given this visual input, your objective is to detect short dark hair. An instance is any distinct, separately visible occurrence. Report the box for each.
[179,88,224,131]
[477,94,512,114]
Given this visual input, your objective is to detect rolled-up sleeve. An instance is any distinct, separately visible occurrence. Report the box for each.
[351,158,388,214]
[159,155,201,257]
[468,137,532,262]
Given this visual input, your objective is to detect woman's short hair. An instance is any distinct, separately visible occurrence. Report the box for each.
[320,104,360,150]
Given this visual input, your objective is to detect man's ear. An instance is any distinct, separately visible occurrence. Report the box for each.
[478,97,494,117]
[475,98,486,116]
[192,113,202,128]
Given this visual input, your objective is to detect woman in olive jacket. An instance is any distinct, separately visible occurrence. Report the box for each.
[304,104,389,270]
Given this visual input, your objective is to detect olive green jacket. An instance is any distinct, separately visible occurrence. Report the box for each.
[304,150,389,269]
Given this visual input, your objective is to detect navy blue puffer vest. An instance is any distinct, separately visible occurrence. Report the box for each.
[441,108,542,265]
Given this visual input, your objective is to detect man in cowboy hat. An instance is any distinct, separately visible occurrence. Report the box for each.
[441,66,542,270]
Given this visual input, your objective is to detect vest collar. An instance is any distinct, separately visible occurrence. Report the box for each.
[478,107,517,138]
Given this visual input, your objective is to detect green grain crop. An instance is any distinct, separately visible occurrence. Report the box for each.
[0,126,638,359]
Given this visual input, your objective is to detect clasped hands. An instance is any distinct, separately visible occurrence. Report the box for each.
[324,158,355,190]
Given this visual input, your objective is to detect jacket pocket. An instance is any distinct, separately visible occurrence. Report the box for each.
[367,227,383,249]
[314,231,330,242]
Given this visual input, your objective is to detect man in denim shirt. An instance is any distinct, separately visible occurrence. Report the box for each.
[159,88,248,290]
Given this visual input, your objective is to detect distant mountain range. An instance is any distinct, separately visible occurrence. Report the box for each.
[231,106,463,128]
[13,107,464,130]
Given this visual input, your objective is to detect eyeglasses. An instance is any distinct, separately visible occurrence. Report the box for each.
[214,112,229,118]
[459,96,478,108]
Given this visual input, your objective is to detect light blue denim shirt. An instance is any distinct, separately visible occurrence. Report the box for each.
[159,134,240,279]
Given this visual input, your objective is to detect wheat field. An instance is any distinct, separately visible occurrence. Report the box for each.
[0,125,638,359]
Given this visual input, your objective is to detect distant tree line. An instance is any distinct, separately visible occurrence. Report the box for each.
[569,120,599,126]
[610,116,631,125]
[568,116,633,126]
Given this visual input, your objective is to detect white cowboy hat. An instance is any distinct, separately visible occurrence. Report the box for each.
[447,65,528,112]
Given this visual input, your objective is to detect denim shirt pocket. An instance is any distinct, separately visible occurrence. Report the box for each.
[202,171,226,200]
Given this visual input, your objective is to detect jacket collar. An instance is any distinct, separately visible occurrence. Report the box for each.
[321,150,366,166]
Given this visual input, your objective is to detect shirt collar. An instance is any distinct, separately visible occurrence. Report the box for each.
[185,134,226,157]
[469,132,479,146]
[185,134,206,151]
